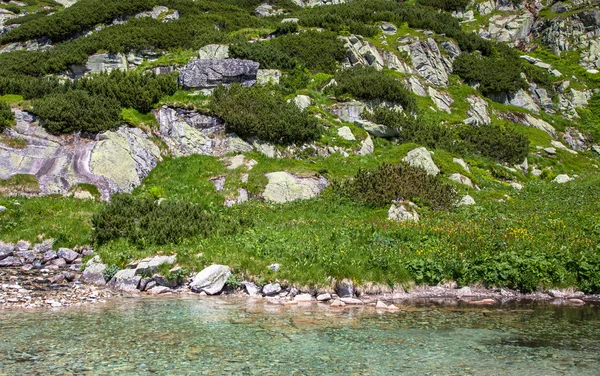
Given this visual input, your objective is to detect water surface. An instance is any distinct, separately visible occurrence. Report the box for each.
[1,296,599,375]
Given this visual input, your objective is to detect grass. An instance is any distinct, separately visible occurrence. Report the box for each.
[121,108,158,128]
[0,174,40,195]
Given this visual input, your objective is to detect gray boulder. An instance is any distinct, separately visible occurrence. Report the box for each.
[449,173,474,188]
[335,279,354,298]
[57,248,79,263]
[553,174,573,183]
[190,264,231,295]
[0,242,13,260]
[388,202,419,222]
[0,256,21,267]
[337,126,356,141]
[42,250,58,263]
[402,147,440,176]
[135,255,177,275]
[242,281,261,296]
[359,136,374,155]
[262,283,281,296]
[458,195,476,206]
[16,250,36,264]
[465,96,491,125]
[293,95,313,112]
[263,172,328,203]
[82,262,107,285]
[108,269,141,291]
[409,38,450,87]
[83,53,128,76]
[178,59,260,89]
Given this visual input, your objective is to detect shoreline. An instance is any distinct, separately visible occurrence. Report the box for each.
[2,266,598,311]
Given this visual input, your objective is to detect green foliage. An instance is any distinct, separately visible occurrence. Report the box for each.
[0,100,14,132]
[31,90,121,135]
[0,0,155,44]
[230,30,345,73]
[416,0,470,11]
[458,123,530,165]
[331,67,418,113]
[103,265,120,282]
[92,194,247,248]
[226,273,242,288]
[337,162,457,209]
[453,53,527,96]
[211,84,321,144]
[275,21,298,35]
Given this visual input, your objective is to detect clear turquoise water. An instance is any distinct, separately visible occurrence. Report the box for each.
[1,296,599,375]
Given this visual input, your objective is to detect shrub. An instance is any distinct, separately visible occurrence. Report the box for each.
[211,84,321,144]
[230,30,346,73]
[338,162,457,209]
[92,194,247,247]
[103,264,120,282]
[458,123,530,164]
[331,67,418,113]
[275,21,298,35]
[453,53,527,96]
[0,100,14,132]
[31,90,122,135]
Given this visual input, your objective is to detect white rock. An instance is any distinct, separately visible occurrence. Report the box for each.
[552,174,573,184]
[388,202,419,222]
[263,172,328,203]
[189,265,231,295]
[402,147,440,176]
[359,136,374,155]
[453,158,470,172]
[449,173,474,188]
[293,95,312,111]
[337,126,356,141]
[458,195,475,206]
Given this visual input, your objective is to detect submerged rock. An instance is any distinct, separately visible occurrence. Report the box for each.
[189,264,231,295]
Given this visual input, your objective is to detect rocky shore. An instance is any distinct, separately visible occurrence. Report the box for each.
[2,239,598,310]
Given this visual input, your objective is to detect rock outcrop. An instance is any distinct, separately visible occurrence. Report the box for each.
[178,59,260,89]
[0,111,161,200]
[198,44,229,60]
[409,38,451,87]
[465,95,491,125]
[263,172,328,203]
[388,202,420,222]
[340,35,384,70]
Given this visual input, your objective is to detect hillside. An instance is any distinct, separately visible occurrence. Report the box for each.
[0,0,599,294]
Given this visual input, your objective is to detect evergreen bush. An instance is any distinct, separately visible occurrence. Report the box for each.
[0,100,14,132]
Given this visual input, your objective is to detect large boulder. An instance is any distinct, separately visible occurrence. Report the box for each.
[340,35,384,70]
[402,147,440,176]
[135,255,177,276]
[108,269,141,291]
[0,256,21,267]
[409,38,451,87]
[82,261,107,285]
[263,172,328,203]
[178,59,260,89]
[190,264,231,295]
[85,53,128,75]
[153,106,224,156]
[388,202,419,222]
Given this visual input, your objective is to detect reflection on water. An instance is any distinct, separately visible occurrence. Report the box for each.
[1,296,599,375]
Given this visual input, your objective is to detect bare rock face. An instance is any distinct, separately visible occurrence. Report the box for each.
[0,111,161,199]
[178,59,260,89]
[340,34,384,71]
[263,172,328,203]
[409,38,451,87]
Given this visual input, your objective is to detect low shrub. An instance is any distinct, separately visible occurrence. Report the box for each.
[338,162,457,209]
[331,67,418,113]
[31,90,122,135]
[458,123,529,165]
[230,30,346,73]
[92,194,247,247]
[0,100,14,132]
[211,84,321,144]
[453,53,527,96]
[416,0,469,11]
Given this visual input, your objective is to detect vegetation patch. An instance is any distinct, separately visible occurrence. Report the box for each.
[0,100,14,132]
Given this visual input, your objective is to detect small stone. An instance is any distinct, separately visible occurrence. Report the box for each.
[149,286,171,295]
[21,264,34,271]
[544,147,556,155]
[242,281,261,296]
[57,248,79,263]
[359,136,374,155]
[567,298,585,305]
[262,283,281,296]
[548,289,564,298]
[552,174,573,184]
[340,297,364,305]
[468,299,496,305]
[387,304,399,310]
[51,258,67,267]
[42,250,58,263]
[294,293,313,302]
[316,293,332,302]
[330,300,346,307]
[457,195,476,206]
[267,263,281,272]
[0,256,22,267]
[0,206,6,213]
[509,182,523,190]
[375,301,388,309]
[144,280,157,291]
[337,126,356,141]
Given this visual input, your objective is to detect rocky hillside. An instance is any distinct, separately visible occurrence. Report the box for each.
[0,0,599,293]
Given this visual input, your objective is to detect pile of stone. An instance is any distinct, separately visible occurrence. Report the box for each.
[0,239,90,271]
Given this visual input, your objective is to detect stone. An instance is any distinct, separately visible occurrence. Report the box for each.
[0,242,14,260]
[0,205,5,213]
[84,53,128,75]
[138,278,153,291]
[263,172,328,203]
[379,22,397,35]
[592,145,600,155]
[449,173,474,188]
[335,279,354,298]
[468,299,497,305]
[464,96,491,125]
[359,136,374,155]
[262,283,282,296]
[340,35,384,70]
[294,293,313,302]
[402,147,440,176]
[341,297,364,305]
[524,114,556,138]
[337,126,356,141]
[153,106,224,157]
[330,299,346,307]
[242,281,261,296]
[108,269,141,291]
[57,248,79,263]
[458,195,476,206]
[153,274,179,288]
[553,174,573,183]
[144,280,157,291]
[16,250,36,264]
[317,293,332,302]
[550,2,569,14]
[383,51,414,74]
[568,298,585,306]
[388,202,419,223]
[51,258,67,267]
[189,264,231,295]
[544,147,557,155]
[255,3,283,17]
[82,263,107,285]
[453,158,470,173]
[548,289,565,298]
[293,95,312,111]
[510,182,523,190]
[428,87,453,113]
[178,59,260,89]
[256,69,281,85]
[268,263,281,272]
[407,77,427,96]
[281,18,299,23]
[509,89,540,113]
[149,286,172,295]
[0,256,22,267]
[409,38,450,87]
[563,128,587,151]
[198,44,229,60]
[375,301,388,309]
